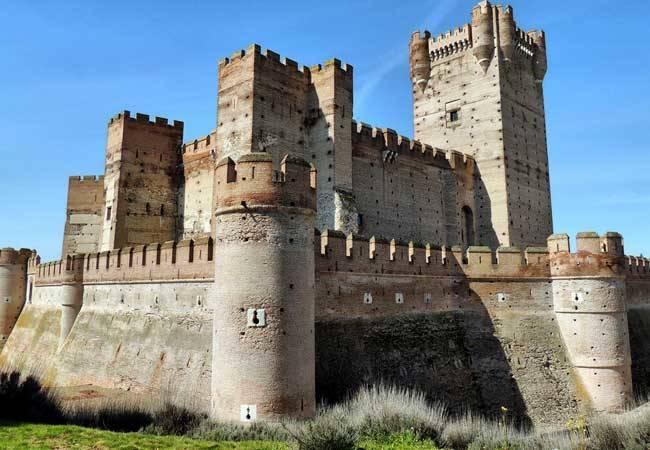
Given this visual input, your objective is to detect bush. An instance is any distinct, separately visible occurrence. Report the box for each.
[327,384,447,441]
[188,419,289,442]
[588,405,650,450]
[0,371,63,423]
[2,365,650,450]
[285,411,358,450]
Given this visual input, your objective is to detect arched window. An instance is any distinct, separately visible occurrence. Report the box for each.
[462,206,475,247]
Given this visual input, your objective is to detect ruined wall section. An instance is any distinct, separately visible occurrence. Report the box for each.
[101,111,184,251]
[62,176,105,257]
[350,123,476,247]
[180,131,216,239]
[410,2,552,248]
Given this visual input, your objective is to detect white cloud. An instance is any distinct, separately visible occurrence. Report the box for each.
[355,0,457,112]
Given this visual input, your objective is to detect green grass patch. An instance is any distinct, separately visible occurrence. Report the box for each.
[0,421,288,450]
[358,431,441,449]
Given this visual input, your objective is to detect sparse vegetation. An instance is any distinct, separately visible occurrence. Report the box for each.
[1,368,649,449]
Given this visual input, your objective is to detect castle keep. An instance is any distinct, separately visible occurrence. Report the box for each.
[1,2,649,425]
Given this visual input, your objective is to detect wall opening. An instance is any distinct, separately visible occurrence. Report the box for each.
[461,206,475,247]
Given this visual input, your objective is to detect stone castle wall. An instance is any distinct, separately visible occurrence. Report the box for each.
[62,176,105,256]
[3,233,649,423]
[180,131,216,239]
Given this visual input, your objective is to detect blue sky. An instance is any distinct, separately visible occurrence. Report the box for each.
[0,0,648,261]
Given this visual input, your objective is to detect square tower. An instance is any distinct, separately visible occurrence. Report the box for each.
[100,111,184,251]
[410,1,552,248]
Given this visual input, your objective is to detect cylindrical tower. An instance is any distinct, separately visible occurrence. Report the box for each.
[409,30,431,93]
[471,0,495,73]
[530,30,548,82]
[550,232,632,412]
[211,152,317,422]
[58,255,85,350]
[0,248,33,351]
[497,5,516,62]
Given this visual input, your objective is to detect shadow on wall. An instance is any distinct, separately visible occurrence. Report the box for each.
[315,251,531,426]
[473,166,499,251]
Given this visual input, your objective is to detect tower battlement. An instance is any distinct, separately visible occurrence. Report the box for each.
[0,248,33,265]
[218,44,352,82]
[108,110,184,132]
[183,131,216,156]
[68,175,104,184]
[351,120,474,172]
[215,153,316,212]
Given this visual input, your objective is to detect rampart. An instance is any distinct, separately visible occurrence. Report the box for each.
[2,230,650,424]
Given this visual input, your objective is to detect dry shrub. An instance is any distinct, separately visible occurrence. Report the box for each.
[326,384,447,440]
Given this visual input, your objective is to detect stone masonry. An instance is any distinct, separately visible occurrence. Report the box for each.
[2,1,649,426]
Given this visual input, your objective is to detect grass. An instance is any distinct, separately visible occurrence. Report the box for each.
[0,421,287,450]
[1,367,649,449]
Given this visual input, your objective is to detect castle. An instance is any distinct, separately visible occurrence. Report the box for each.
[1,1,648,425]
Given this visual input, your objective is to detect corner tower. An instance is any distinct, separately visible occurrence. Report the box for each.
[410,1,552,248]
[549,232,632,412]
[211,152,316,421]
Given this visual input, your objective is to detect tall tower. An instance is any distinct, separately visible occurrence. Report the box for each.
[410,1,552,248]
[215,45,357,236]
[100,111,184,251]
[211,153,316,421]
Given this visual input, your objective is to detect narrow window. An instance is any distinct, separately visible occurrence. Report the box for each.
[106,206,112,221]
[449,110,459,122]
[462,206,475,247]
[145,203,150,215]
[160,204,164,216]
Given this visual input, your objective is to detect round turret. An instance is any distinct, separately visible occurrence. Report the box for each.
[530,30,547,82]
[0,248,33,350]
[409,31,431,93]
[549,233,632,412]
[58,255,85,350]
[471,1,495,73]
[497,5,516,62]
[211,152,317,422]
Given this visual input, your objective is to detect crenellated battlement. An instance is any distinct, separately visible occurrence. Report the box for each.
[219,44,352,82]
[215,153,316,212]
[429,24,472,62]
[108,110,184,131]
[35,237,214,286]
[68,175,104,184]
[36,255,85,285]
[351,120,474,172]
[219,44,309,76]
[317,230,550,278]
[514,27,536,58]
[0,248,34,266]
[626,255,650,279]
[548,232,629,278]
[182,130,216,155]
